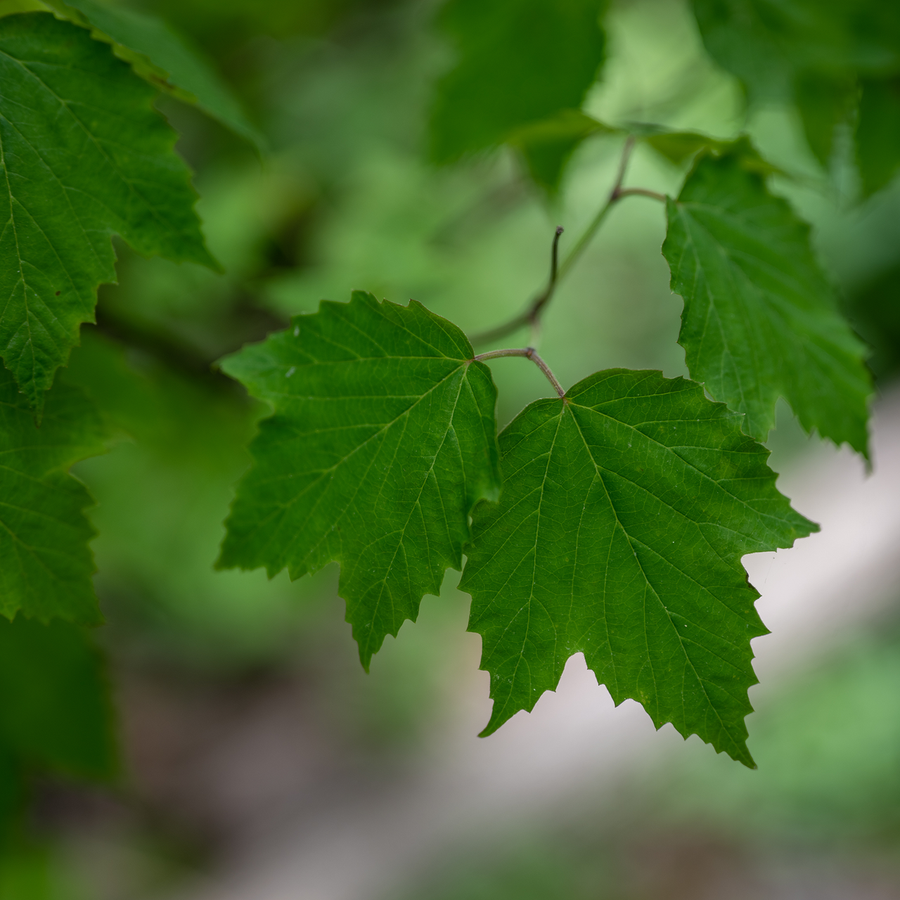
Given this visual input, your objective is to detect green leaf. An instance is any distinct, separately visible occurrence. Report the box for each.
[429,0,607,163]
[218,291,501,667]
[0,617,116,781]
[42,0,264,149]
[793,70,856,169]
[640,128,781,175]
[691,0,900,105]
[856,77,900,198]
[509,110,616,194]
[461,369,816,767]
[0,368,108,624]
[0,13,216,407]
[662,141,871,452]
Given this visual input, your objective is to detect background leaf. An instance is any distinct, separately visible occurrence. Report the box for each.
[429,0,607,164]
[0,369,108,624]
[461,369,816,767]
[43,0,264,149]
[0,617,116,783]
[218,291,501,667]
[662,142,871,452]
[0,13,216,407]
[690,0,900,191]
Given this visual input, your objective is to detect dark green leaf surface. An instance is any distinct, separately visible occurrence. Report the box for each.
[0,368,108,624]
[429,0,607,163]
[219,291,501,667]
[43,0,264,148]
[461,369,816,766]
[0,617,116,781]
[0,13,215,406]
[856,77,900,198]
[691,0,900,104]
[663,143,871,452]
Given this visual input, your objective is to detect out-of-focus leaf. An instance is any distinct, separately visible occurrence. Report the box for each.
[691,0,900,185]
[0,369,108,624]
[691,0,900,104]
[663,141,871,452]
[0,617,116,780]
[793,70,856,169]
[856,77,900,198]
[43,0,264,148]
[218,291,501,667]
[461,369,816,767]
[640,129,782,174]
[0,13,216,407]
[509,110,616,193]
[842,260,900,382]
[430,0,607,163]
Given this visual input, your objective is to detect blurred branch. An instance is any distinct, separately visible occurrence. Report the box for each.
[469,136,665,348]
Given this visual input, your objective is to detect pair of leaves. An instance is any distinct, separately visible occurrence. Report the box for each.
[220,291,815,765]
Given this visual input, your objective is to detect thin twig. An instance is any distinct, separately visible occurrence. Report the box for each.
[472,347,566,399]
[469,226,564,347]
[469,135,659,346]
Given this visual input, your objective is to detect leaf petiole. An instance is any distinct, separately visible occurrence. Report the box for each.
[471,347,566,399]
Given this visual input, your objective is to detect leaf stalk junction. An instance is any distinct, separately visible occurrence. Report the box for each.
[471,347,566,399]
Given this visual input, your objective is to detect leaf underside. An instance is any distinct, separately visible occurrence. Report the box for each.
[0,368,108,624]
[663,143,871,452]
[461,369,817,767]
[0,13,215,407]
[218,291,501,667]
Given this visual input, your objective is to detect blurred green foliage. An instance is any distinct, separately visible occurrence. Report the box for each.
[1,0,899,893]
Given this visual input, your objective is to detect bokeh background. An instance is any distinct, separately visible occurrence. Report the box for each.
[5,0,900,896]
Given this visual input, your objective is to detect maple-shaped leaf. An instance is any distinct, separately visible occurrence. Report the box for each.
[0,369,108,624]
[218,291,501,667]
[461,369,816,767]
[662,142,871,452]
[0,13,216,408]
[43,0,264,148]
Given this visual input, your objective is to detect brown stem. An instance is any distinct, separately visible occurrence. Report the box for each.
[472,347,566,399]
[469,135,660,346]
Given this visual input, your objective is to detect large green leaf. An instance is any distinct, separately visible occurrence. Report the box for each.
[43,0,264,148]
[461,369,816,767]
[0,13,216,407]
[662,142,871,452]
[218,291,501,667]
[0,369,108,624]
[429,0,607,163]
